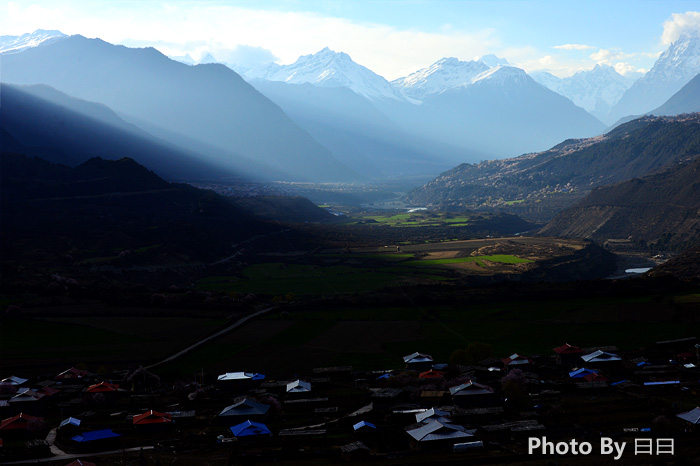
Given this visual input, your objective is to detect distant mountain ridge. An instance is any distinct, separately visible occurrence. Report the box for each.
[243,47,405,102]
[531,65,636,123]
[650,73,700,116]
[386,65,606,161]
[608,34,700,122]
[391,57,490,101]
[1,34,356,182]
[0,83,230,181]
[405,114,700,221]
[0,29,65,54]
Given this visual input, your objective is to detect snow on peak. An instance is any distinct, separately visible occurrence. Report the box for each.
[0,29,66,54]
[532,65,634,120]
[199,52,219,64]
[470,65,529,86]
[648,33,700,81]
[391,57,490,100]
[243,47,404,101]
[478,54,509,68]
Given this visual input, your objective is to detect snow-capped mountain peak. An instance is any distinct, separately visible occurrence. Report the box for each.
[478,54,509,68]
[242,47,404,101]
[607,33,700,122]
[470,65,529,86]
[0,29,66,54]
[532,64,635,122]
[391,57,490,100]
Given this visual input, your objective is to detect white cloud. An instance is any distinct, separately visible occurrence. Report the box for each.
[613,62,646,76]
[553,44,594,51]
[661,11,700,45]
[0,1,500,80]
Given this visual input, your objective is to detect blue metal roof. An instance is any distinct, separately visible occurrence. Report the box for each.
[230,420,271,437]
[569,368,597,378]
[353,420,376,431]
[71,429,121,442]
[60,417,81,428]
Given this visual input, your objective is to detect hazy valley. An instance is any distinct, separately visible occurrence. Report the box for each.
[3,19,700,465]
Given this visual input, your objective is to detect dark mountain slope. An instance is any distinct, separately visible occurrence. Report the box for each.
[1,35,355,182]
[0,83,230,180]
[0,153,275,269]
[405,114,700,221]
[540,156,700,251]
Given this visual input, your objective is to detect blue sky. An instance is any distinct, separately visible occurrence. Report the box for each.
[3,1,700,79]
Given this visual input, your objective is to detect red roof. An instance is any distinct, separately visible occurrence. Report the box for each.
[56,367,88,379]
[554,343,583,354]
[0,413,41,431]
[64,460,96,466]
[133,410,172,425]
[502,353,531,366]
[37,386,60,397]
[86,381,119,393]
[418,369,445,379]
[583,372,609,382]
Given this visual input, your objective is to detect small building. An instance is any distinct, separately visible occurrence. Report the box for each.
[352,420,376,432]
[1,376,28,386]
[569,368,598,379]
[229,420,271,438]
[133,410,173,431]
[677,407,700,429]
[581,350,621,364]
[0,413,43,434]
[449,381,495,407]
[217,372,266,391]
[64,460,96,466]
[71,429,121,450]
[553,344,583,365]
[406,419,475,450]
[286,380,311,394]
[55,367,89,381]
[58,417,82,438]
[218,397,270,421]
[416,407,451,424]
[502,353,532,370]
[85,381,119,393]
[340,441,370,461]
[418,369,444,380]
[403,352,434,371]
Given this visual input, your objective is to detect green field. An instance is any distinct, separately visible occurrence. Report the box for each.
[197,263,402,295]
[404,254,533,266]
[147,288,700,376]
[354,212,472,227]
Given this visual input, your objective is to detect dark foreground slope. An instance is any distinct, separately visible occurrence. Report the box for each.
[540,155,700,251]
[0,154,276,289]
[406,114,700,221]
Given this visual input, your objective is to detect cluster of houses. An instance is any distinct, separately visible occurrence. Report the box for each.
[2,337,700,463]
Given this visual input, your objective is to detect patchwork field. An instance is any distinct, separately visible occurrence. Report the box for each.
[196,237,586,297]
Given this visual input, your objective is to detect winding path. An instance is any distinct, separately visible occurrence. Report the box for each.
[145,306,276,369]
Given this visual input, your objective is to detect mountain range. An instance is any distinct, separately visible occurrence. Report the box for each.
[4,29,700,187]
[1,34,356,182]
[607,34,700,123]
[0,83,230,181]
[405,114,700,221]
[531,65,637,123]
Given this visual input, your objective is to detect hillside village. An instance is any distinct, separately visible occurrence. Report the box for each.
[3,337,700,464]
